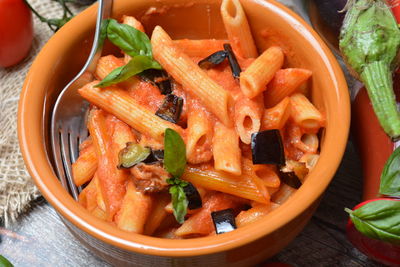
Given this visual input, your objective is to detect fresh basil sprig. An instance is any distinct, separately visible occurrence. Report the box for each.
[95,19,161,88]
[345,200,400,245]
[164,128,188,224]
[380,146,400,196]
[0,255,13,267]
[96,55,161,88]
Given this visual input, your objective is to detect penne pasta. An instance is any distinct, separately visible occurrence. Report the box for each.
[264,68,312,108]
[261,97,291,131]
[72,143,97,187]
[186,99,213,164]
[116,181,152,233]
[220,0,258,58]
[240,46,284,98]
[242,158,280,189]
[233,93,264,144]
[78,81,184,142]
[151,26,233,127]
[271,184,297,205]
[299,153,320,172]
[95,55,125,80]
[144,192,172,236]
[172,39,226,58]
[290,93,324,130]
[182,166,268,203]
[236,202,280,227]
[78,175,98,212]
[88,109,128,221]
[212,122,242,175]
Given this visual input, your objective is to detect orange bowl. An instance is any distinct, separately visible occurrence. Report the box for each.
[18,0,349,265]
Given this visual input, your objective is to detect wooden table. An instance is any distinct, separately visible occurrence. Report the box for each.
[0,141,383,266]
[0,1,384,266]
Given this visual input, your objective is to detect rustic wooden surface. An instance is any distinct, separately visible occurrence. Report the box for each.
[0,1,386,266]
[0,141,384,267]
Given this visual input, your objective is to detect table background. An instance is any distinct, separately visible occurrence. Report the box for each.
[0,1,384,266]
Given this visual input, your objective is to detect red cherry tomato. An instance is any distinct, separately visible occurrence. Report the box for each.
[346,198,400,267]
[390,0,400,23]
[0,0,33,67]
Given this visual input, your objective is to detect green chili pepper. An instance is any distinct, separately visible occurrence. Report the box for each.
[340,0,400,140]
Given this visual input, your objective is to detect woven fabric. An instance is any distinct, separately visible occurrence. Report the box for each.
[0,0,85,226]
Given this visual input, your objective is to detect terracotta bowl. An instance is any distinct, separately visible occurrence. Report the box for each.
[18,0,350,265]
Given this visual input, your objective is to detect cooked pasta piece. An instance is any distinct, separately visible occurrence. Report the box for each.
[220,0,258,58]
[172,39,226,58]
[234,93,263,144]
[264,68,312,108]
[144,192,173,235]
[151,26,233,127]
[72,143,97,186]
[242,158,280,188]
[78,174,98,212]
[290,93,324,130]
[240,46,284,98]
[95,55,125,80]
[116,181,153,233]
[88,109,128,221]
[261,97,291,131]
[175,192,243,237]
[299,153,320,171]
[182,167,268,203]
[236,202,280,227]
[186,98,213,164]
[271,184,297,205]
[78,81,183,142]
[213,122,241,175]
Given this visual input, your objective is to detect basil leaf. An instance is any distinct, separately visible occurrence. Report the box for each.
[169,184,188,224]
[380,146,400,196]
[345,199,400,245]
[0,255,13,267]
[164,128,186,178]
[107,19,152,57]
[97,18,111,48]
[95,55,161,88]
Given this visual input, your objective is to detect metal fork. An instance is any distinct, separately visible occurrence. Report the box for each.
[51,0,113,200]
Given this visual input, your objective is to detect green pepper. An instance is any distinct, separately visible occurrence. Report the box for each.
[339,0,400,140]
[0,255,13,267]
[118,143,151,169]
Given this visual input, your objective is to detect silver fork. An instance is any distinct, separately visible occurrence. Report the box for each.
[51,0,113,200]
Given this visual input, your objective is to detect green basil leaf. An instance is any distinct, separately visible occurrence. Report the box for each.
[97,18,111,48]
[164,128,186,178]
[345,199,400,245]
[169,184,188,224]
[380,146,400,196]
[107,19,152,57]
[0,255,13,267]
[95,55,161,88]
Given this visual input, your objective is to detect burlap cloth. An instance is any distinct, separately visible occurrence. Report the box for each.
[0,1,85,226]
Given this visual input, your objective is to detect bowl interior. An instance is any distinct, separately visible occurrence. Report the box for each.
[19,0,349,257]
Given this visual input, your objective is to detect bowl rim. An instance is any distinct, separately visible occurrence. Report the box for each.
[18,0,350,257]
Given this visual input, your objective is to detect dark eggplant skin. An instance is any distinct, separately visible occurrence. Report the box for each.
[155,94,183,124]
[251,130,285,165]
[311,0,347,36]
[223,43,242,79]
[278,171,302,189]
[183,183,202,210]
[211,208,237,234]
[198,50,228,69]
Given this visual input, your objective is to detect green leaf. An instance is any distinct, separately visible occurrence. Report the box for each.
[380,146,400,196]
[95,55,161,88]
[0,255,13,267]
[169,184,188,224]
[98,18,111,48]
[164,128,186,178]
[345,199,400,245]
[107,19,152,58]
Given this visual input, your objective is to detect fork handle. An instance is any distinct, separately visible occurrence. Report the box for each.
[82,0,114,74]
